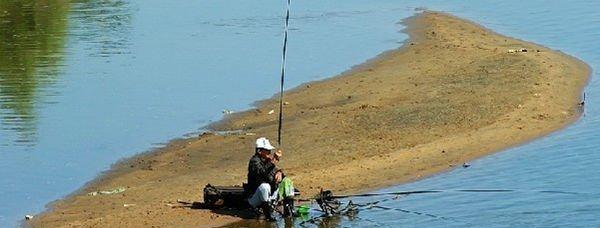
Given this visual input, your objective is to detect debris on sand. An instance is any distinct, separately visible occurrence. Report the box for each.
[212,130,242,136]
[358,104,380,110]
[88,187,126,196]
[268,110,275,115]
[199,132,214,138]
[209,130,256,136]
[507,48,528,53]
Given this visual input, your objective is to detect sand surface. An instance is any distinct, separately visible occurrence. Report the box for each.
[27,11,589,227]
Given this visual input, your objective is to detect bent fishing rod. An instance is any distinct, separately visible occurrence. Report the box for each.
[277,0,291,146]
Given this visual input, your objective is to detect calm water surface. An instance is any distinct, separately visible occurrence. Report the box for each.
[0,0,598,227]
[0,0,408,226]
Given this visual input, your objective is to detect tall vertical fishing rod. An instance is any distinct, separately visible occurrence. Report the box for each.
[277,0,291,146]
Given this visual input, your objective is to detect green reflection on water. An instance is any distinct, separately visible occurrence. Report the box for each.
[0,0,132,147]
[0,0,69,146]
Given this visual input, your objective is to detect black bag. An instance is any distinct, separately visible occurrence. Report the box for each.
[203,184,248,209]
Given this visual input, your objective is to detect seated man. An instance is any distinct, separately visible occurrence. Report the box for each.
[246,137,282,221]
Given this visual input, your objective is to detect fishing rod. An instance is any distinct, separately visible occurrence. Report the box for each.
[277,0,291,146]
[297,188,582,202]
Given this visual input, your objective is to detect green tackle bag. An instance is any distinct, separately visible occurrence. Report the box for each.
[278,177,295,199]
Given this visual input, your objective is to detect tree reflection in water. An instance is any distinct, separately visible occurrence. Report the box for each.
[0,0,131,147]
[0,0,69,146]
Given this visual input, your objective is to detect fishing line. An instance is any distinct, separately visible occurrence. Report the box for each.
[303,188,578,225]
[296,188,584,203]
[302,196,462,226]
[371,205,451,221]
[323,188,580,200]
[277,0,291,146]
[296,188,588,225]
[332,188,585,225]
[350,197,459,222]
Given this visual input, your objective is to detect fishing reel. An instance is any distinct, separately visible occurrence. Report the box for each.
[315,189,359,216]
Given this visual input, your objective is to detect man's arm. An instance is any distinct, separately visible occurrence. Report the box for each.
[265,163,277,184]
[249,158,276,183]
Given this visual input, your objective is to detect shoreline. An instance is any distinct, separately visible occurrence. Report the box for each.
[28,11,590,227]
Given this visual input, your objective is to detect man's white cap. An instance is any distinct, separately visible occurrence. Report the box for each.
[255,137,276,150]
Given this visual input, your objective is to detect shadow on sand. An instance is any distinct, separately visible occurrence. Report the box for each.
[175,201,325,228]
[175,201,258,220]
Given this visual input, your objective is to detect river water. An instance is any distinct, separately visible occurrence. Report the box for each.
[0,0,598,227]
